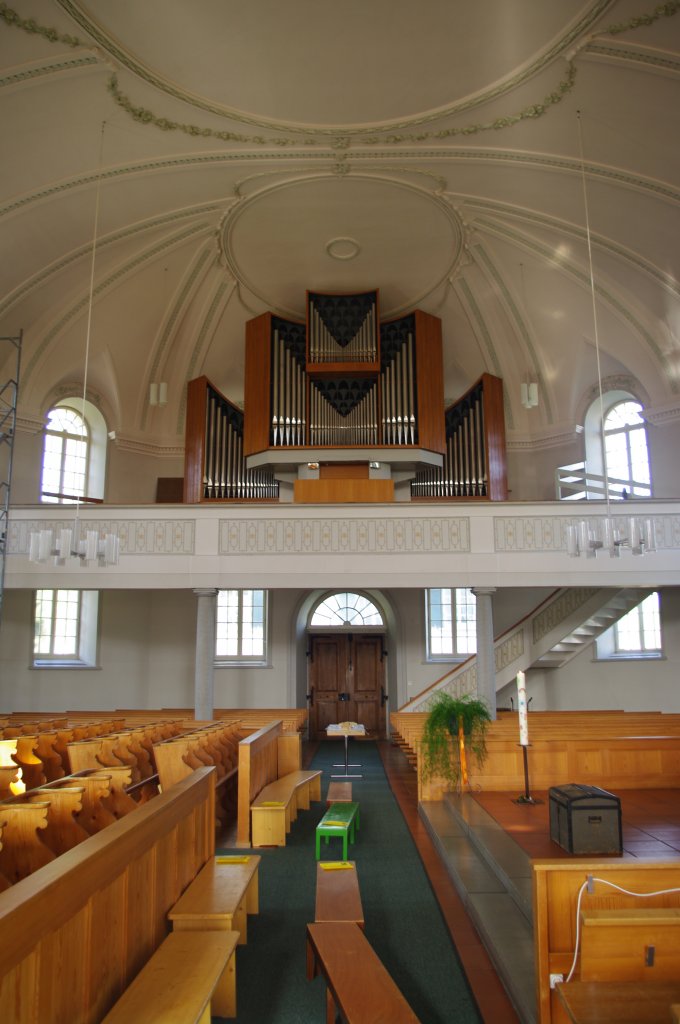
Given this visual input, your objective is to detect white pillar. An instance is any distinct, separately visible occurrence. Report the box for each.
[472,587,497,720]
[194,588,218,721]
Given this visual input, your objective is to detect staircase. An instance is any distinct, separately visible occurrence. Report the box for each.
[404,587,652,711]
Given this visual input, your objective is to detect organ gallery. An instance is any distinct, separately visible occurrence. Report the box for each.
[183,289,507,504]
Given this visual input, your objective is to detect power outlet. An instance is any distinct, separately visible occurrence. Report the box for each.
[549,974,564,989]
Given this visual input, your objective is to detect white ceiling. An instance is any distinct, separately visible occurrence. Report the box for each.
[1,0,678,451]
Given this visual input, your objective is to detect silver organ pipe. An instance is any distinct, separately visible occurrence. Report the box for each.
[202,384,278,500]
[411,381,489,499]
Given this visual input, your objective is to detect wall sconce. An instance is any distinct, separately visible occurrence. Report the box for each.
[149,382,168,406]
[521,382,538,409]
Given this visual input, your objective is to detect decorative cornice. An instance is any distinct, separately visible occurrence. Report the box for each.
[113,437,185,458]
[0,54,97,88]
[642,399,680,425]
[219,517,470,556]
[506,429,585,452]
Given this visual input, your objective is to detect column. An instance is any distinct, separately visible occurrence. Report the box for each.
[472,587,497,721]
[194,588,218,721]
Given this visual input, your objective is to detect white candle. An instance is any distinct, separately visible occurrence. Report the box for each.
[517,670,529,746]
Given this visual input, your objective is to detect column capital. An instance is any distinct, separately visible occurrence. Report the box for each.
[471,586,497,597]
[193,588,219,597]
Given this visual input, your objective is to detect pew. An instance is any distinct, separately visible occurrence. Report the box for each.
[306,922,421,1023]
[250,768,322,847]
[168,854,260,944]
[315,861,364,929]
[0,767,216,1022]
[101,929,239,1022]
[533,859,680,1024]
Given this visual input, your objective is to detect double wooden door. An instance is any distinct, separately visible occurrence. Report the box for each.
[308,634,386,741]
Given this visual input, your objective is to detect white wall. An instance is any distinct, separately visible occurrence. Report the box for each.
[497,588,680,713]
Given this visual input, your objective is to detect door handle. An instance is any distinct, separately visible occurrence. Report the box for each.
[381,686,388,707]
[307,687,314,707]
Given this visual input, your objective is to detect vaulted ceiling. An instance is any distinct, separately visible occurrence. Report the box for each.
[1,0,678,455]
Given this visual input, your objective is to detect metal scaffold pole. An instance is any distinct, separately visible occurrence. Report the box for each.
[0,331,23,630]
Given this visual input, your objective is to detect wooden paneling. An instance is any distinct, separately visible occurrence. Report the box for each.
[413,310,445,455]
[236,720,283,846]
[481,372,508,501]
[244,313,273,456]
[0,768,215,1024]
[294,478,394,503]
[183,376,209,503]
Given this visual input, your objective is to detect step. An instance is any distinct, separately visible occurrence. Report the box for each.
[419,796,537,1024]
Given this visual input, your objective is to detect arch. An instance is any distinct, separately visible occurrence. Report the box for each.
[583,387,651,499]
[308,590,386,629]
[40,397,108,502]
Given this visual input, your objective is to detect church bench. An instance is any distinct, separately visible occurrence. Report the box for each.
[580,906,680,981]
[0,767,216,1022]
[326,780,352,805]
[168,853,260,944]
[306,922,421,1023]
[315,860,364,929]
[236,719,307,845]
[101,926,239,1022]
[533,859,680,1024]
[315,801,359,861]
[250,768,322,847]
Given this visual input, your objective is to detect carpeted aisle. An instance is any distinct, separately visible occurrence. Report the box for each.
[216,740,481,1023]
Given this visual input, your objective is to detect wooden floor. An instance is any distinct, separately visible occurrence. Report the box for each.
[472,788,680,861]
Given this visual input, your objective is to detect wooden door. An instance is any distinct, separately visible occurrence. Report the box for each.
[308,634,386,740]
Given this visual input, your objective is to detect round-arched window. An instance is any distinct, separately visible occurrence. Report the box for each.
[310,592,384,628]
[603,400,651,498]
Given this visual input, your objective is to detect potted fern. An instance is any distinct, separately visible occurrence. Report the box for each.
[421,691,491,792]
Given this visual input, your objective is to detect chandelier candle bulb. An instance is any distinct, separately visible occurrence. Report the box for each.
[516,671,529,747]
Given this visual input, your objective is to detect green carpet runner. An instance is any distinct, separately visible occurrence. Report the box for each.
[216,740,481,1023]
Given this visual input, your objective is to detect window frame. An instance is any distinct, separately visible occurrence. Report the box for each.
[40,398,108,504]
[425,588,477,663]
[32,588,100,669]
[215,589,269,667]
[595,592,663,662]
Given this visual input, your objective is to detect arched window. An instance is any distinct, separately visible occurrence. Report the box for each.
[40,399,107,503]
[583,391,651,500]
[310,592,384,628]
[603,401,651,498]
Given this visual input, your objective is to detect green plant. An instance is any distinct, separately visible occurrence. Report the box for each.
[420,691,491,790]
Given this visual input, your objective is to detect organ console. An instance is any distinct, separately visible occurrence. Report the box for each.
[183,288,507,504]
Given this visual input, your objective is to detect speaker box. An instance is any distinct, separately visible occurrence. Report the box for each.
[549,783,622,855]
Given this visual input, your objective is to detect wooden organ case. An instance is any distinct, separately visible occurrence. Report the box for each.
[183,289,507,503]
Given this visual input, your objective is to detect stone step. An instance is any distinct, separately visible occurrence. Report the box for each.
[419,796,537,1024]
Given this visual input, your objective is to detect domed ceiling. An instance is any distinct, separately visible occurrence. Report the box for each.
[0,0,678,454]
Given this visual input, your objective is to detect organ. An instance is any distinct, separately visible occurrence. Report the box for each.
[183,289,507,503]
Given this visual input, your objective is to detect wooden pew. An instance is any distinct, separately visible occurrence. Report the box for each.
[236,720,315,846]
[250,769,322,847]
[168,854,260,944]
[315,861,364,929]
[101,929,239,1022]
[0,767,216,1022]
[306,922,421,1023]
[533,859,680,1024]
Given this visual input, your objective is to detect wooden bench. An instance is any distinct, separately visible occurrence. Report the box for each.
[326,780,352,806]
[101,929,239,1022]
[250,768,322,847]
[168,854,260,944]
[315,860,364,929]
[306,922,420,1023]
[555,980,680,1023]
[315,801,360,861]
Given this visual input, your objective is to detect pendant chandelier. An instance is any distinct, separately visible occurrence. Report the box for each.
[29,122,119,568]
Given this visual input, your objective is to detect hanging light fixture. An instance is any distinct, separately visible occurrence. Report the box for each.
[566,111,656,560]
[519,263,539,410]
[29,122,119,568]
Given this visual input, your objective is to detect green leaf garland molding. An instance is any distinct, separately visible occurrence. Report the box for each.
[0,0,678,148]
